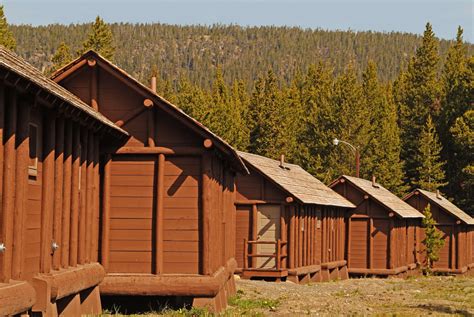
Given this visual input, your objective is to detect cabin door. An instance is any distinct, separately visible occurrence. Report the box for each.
[256,205,281,269]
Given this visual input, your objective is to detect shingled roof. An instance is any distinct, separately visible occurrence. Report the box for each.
[0,47,127,137]
[332,175,424,218]
[238,151,355,208]
[407,189,474,225]
[51,50,248,174]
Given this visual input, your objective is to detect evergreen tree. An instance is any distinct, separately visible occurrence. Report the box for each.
[362,61,407,195]
[400,23,441,187]
[329,64,370,179]
[248,70,288,159]
[81,16,115,60]
[0,5,15,50]
[440,27,472,206]
[47,42,72,74]
[413,115,447,192]
[421,204,445,274]
[297,62,336,182]
[450,109,474,214]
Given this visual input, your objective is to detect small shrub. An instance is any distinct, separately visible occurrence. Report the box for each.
[421,204,445,275]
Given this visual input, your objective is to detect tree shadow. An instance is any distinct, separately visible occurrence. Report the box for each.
[413,303,472,316]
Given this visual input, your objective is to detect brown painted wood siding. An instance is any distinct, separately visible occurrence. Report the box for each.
[235,206,252,268]
[163,156,201,274]
[108,155,155,273]
[349,218,368,268]
[0,85,102,283]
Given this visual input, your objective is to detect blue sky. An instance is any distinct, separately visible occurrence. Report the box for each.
[3,0,473,42]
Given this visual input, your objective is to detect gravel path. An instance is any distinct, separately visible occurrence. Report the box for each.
[232,275,474,316]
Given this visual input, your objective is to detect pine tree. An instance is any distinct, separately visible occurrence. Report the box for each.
[414,115,447,191]
[0,5,15,50]
[450,109,474,214]
[440,27,472,207]
[362,61,407,195]
[297,62,336,182]
[329,64,370,179]
[421,204,445,274]
[400,23,442,187]
[47,42,72,74]
[81,16,115,60]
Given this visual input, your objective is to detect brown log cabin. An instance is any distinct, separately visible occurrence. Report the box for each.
[330,175,424,277]
[235,152,355,283]
[51,50,248,312]
[404,189,474,274]
[0,48,128,316]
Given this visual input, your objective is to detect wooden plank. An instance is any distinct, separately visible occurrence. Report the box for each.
[90,64,98,110]
[78,128,88,264]
[0,85,4,281]
[69,124,81,267]
[289,206,295,269]
[369,217,374,269]
[13,100,29,279]
[101,154,111,271]
[52,116,64,270]
[147,109,155,147]
[1,89,16,282]
[156,154,164,274]
[40,113,55,273]
[201,153,211,275]
[92,137,100,262]
[252,204,258,268]
[85,131,94,263]
[61,121,73,268]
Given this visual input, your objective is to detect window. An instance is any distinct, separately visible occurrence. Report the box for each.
[28,123,39,178]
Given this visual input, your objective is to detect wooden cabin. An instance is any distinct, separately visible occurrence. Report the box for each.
[404,189,474,274]
[51,50,248,312]
[330,175,424,277]
[0,48,127,316]
[235,152,355,284]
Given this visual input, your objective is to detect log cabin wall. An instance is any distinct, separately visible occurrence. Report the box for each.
[235,162,349,283]
[53,51,242,312]
[0,48,127,316]
[331,176,422,276]
[404,192,474,274]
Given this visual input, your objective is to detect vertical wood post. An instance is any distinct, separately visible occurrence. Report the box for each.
[40,112,56,273]
[369,217,374,269]
[78,129,88,264]
[201,153,211,275]
[243,238,248,270]
[251,204,258,268]
[1,90,16,282]
[92,137,100,262]
[12,101,29,279]
[101,154,111,271]
[155,153,165,274]
[69,124,81,267]
[347,216,352,268]
[388,218,394,269]
[280,205,287,268]
[288,207,295,269]
[450,225,455,270]
[0,86,4,281]
[85,131,94,263]
[52,116,64,270]
[61,122,73,267]
[276,239,281,270]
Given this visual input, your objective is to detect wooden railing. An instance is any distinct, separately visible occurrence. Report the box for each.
[243,238,288,270]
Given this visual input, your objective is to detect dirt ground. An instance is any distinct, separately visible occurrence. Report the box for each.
[230,275,474,316]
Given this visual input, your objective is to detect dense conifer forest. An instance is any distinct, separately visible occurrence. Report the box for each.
[2,11,473,214]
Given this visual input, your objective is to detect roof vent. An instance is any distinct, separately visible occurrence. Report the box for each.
[279,154,285,168]
[150,76,157,93]
[372,176,379,188]
[436,189,442,200]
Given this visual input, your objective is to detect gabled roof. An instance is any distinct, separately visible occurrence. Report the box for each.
[331,175,424,218]
[238,151,355,208]
[0,47,127,137]
[406,189,474,225]
[51,50,248,174]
